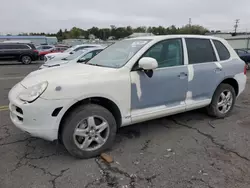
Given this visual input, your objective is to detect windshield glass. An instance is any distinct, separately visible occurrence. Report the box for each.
[64,46,76,53]
[86,39,151,68]
[62,50,87,60]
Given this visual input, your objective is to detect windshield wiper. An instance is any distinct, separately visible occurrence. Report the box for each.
[86,63,105,67]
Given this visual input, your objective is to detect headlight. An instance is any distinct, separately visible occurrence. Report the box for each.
[18,81,48,102]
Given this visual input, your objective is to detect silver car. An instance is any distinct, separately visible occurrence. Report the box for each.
[39,47,104,69]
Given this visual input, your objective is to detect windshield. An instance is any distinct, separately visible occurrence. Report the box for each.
[64,46,76,53]
[86,39,151,68]
[62,50,87,60]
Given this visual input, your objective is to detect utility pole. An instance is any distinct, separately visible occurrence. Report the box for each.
[234,19,240,34]
[189,18,192,27]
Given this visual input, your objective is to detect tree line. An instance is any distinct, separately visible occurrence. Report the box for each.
[21,24,209,41]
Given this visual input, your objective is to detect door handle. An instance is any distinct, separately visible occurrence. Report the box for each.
[214,67,222,73]
[178,72,188,79]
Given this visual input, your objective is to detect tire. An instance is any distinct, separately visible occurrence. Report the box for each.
[206,83,236,118]
[61,104,117,159]
[21,55,32,64]
[39,55,44,61]
[246,62,250,70]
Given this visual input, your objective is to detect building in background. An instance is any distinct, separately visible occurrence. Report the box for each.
[206,32,250,50]
[0,36,58,45]
[225,35,250,50]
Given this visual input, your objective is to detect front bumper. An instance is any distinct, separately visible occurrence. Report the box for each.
[8,83,72,141]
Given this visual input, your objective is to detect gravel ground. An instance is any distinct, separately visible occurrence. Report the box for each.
[0,62,250,188]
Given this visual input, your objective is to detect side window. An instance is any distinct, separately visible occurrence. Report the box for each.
[5,45,15,50]
[142,38,183,68]
[20,45,30,49]
[43,46,52,49]
[185,38,217,64]
[83,52,93,59]
[213,40,230,61]
[93,50,102,56]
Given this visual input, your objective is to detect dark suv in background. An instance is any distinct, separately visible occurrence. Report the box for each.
[0,43,39,64]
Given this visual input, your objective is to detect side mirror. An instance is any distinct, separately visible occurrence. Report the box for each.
[77,57,86,63]
[69,52,73,54]
[138,57,158,70]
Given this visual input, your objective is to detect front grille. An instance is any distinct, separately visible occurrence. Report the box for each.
[10,104,24,123]
[16,106,23,115]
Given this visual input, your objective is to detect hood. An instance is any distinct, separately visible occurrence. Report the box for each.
[21,63,114,87]
[43,59,69,67]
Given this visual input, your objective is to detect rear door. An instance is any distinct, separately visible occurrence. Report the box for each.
[185,38,225,110]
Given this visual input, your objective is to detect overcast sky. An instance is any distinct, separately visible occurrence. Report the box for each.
[1,0,250,34]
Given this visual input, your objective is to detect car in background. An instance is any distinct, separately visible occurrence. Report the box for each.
[44,44,103,62]
[0,43,39,64]
[39,46,68,60]
[235,49,250,69]
[39,47,104,69]
[36,45,55,52]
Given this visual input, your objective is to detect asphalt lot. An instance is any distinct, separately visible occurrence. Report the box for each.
[0,61,250,188]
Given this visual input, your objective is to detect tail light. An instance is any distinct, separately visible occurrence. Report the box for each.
[244,64,247,75]
[33,50,39,53]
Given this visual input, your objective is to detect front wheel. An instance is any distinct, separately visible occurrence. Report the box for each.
[206,83,236,118]
[61,104,117,159]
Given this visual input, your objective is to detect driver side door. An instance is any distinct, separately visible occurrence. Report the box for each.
[130,38,188,123]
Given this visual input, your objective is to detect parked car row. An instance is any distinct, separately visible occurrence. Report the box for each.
[0,43,106,64]
[8,35,247,159]
[39,47,104,69]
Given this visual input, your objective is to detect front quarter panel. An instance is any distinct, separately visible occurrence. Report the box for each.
[41,68,131,123]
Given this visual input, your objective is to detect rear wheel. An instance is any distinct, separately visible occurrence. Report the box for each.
[206,83,236,118]
[246,62,250,70]
[39,55,45,61]
[21,55,32,64]
[61,104,117,159]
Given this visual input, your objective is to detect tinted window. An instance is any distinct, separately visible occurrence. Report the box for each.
[42,46,52,49]
[19,45,30,49]
[142,38,183,68]
[186,38,217,64]
[236,49,247,55]
[213,40,230,60]
[4,45,16,49]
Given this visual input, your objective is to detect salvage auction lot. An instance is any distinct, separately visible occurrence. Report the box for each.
[0,62,250,188]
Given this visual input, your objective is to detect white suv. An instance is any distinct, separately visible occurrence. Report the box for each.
[9,35,247,158]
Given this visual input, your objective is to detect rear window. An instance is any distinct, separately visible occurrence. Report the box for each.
[185,38,217,64]
[213,40,230,61]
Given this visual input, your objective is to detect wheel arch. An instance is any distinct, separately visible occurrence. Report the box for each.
[19,53,32,61]
[215,77,239,96]
[58,96,122,141]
